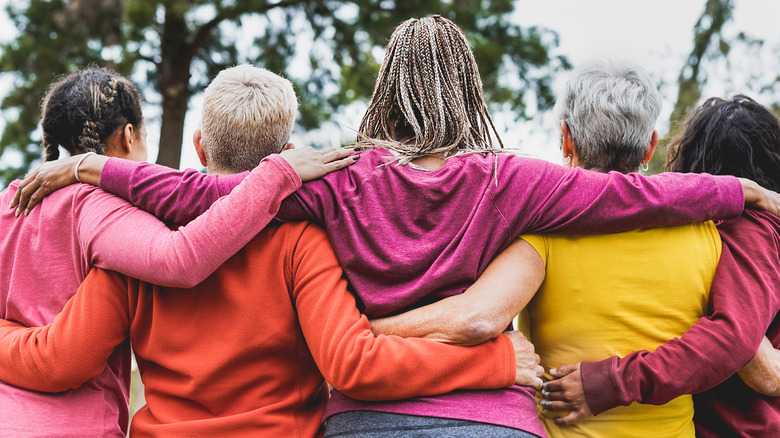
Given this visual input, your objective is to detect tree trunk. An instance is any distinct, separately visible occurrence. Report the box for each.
[156,3,192,169]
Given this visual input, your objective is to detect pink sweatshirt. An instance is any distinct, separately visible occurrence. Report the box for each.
[0,155,300,437]
[98,148,744,434]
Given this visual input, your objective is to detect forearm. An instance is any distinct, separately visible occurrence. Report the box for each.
[87,155,300,287]
[581,214,779,414]
[0,269,130,392]
[508,158,745,235]
[101,158,246,224]
[295,225,516,401]
[371,238,544,346]
[738,337,780,396]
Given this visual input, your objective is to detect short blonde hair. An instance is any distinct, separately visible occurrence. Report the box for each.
[201,65,297,173]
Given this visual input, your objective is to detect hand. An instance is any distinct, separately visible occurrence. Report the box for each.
[504,331,544,390]
[740,178,780,217]
[10,154,107,216]
[540,363,593,426]
[279,145,358,182]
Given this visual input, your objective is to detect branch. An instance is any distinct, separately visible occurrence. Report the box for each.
[187,0,317,62]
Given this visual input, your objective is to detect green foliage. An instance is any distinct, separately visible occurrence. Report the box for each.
[0,0,568,186]
[648,0,734,174]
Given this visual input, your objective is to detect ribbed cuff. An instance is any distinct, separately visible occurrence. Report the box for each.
[99,157,134,200]
[580,357,622,416]
[712,175,745,220]
[263,154,302,192]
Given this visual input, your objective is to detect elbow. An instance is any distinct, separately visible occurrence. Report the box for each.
[456,311,506,346]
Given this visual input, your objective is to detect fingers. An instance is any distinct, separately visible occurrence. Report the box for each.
[550,364,577,378]
[324,153,360,172]
[14,176,43,217]
[553,411,587,427]
[540,399,573,412]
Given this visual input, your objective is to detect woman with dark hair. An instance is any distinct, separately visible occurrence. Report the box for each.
[0,68,352,437]
[666,95,780,435]
[532,95,780,437]
[9,19,780,437]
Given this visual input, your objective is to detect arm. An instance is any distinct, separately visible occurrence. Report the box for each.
[11,146,357,222]
[0,268,130,392]
[77,155,300,287]
[545,211,780,421]
[291,224,541,400]
[738,336,780,396]
[496,156,780,235]
[370,238,545,346]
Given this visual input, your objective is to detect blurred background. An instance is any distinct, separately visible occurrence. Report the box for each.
[0,0,778,415]
[0,0,778,187]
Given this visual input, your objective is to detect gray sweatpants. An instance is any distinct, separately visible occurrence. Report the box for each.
[324,411,540,437]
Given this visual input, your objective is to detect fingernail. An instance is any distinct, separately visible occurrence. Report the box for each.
[353,154,360,160]
[541,382,548,390]
[550,368,557,374]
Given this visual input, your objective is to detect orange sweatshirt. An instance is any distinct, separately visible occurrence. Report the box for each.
[0,222,515,437]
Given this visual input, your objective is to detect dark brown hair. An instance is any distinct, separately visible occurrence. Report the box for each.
[666,95,780,192]
[40,67,144,161]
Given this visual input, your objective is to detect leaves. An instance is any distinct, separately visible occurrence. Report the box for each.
[0,0,567,186]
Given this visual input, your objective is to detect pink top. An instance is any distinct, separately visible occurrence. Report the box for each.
[0,155,300,437]
[99,148,745,435]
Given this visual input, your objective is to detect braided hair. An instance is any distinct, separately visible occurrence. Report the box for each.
[359,15,503,163]
[39,68,144,161]
[666,95,780,192]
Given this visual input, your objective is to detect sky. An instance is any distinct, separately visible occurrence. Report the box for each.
[0,0,778,170]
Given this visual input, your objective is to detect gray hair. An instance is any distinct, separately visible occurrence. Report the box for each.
[554,59,661,173]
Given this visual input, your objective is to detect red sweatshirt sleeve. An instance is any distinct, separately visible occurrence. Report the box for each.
[580,210,780,414]
[288,223,516,401]
[0,268,130,393]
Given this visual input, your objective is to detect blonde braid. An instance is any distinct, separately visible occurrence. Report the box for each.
[358,15,503,164]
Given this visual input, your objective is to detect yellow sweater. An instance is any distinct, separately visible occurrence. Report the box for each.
[520,222,721,438]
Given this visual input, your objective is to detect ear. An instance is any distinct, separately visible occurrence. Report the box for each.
[281,142,294,152]
[120,123,135,154]
[561,121,575,166]
[642,130,659,166]
[193,129,208,167]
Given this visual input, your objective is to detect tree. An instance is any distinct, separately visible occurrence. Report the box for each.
[648,0,780,174]
[0,0,568,187]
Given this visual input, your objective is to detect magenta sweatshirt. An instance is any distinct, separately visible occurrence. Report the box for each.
[0,155,300,437]
[99,148,744,434]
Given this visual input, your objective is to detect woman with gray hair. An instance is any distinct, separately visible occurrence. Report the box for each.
[370,59,717,437]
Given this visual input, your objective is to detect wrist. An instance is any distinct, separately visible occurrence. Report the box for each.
[77,154,109,187]
[739,178,759,205]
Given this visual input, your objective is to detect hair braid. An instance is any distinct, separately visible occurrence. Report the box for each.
[41,132,60,161]
[358,15,503,163]
[39,68,143,161]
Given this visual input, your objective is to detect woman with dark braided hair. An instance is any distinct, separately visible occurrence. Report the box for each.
[0,68,354,437]
[8,18,780,437]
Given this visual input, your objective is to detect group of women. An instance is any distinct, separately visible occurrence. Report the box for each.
[1,13,779,438]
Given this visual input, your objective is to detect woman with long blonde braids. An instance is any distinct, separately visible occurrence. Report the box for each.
[18,15,778,437]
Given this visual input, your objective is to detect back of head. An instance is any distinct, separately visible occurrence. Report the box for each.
[40,67,144,161]
[201,65,298,173]
[666,95,780,192]
[359,15,502,161]
[554,59,661,173]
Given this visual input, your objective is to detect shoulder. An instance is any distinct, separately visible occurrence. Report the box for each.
[718,210,780,248]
